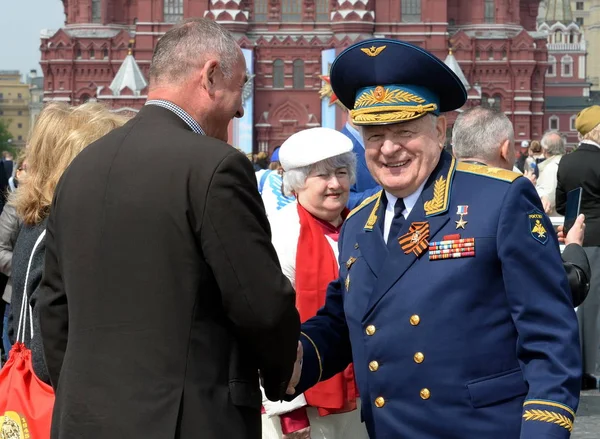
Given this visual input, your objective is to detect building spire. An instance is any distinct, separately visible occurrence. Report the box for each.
[109,53,148,96]
[443,49,469,90]
[544,0,574,24]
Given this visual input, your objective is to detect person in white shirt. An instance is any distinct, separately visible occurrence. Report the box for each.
[536,131,565,215]
[262,127,367,439]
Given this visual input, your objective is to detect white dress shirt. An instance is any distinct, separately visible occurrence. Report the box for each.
[383,180,426,243]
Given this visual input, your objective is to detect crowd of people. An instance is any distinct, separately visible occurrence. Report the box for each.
[0,17,598,439]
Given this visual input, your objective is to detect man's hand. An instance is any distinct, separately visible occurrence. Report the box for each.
[283,426,311,439]
[286,341,303,395]
[558,214,586,246]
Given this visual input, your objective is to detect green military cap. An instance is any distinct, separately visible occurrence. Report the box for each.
[575,105,600,136]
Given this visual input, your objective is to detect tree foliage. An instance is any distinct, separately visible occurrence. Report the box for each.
[0,119,13,152]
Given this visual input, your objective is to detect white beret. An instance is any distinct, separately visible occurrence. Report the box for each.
[279,127,354,171]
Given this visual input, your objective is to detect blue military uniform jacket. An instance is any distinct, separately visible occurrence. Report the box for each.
[297,151,581,439]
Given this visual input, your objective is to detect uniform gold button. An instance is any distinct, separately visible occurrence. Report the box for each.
[420,388,431,400]
[410,315,420,326]
[413,352,425,364]
[374,396,385,408]
[365,325,376,336]
[369,361,379,371]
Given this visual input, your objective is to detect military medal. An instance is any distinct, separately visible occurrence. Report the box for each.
[345,274,350,291]
[429,237,475,261]
[399,222,430,257]
[455,205,468,229]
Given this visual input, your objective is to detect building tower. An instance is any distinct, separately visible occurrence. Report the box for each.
[539,0,589,146]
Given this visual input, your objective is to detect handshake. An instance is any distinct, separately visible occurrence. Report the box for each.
[286,341,304,396]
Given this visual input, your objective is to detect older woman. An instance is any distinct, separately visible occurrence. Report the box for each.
[8,102,127,383]
[261,128,368,439]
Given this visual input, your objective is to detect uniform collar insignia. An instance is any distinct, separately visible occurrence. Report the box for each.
[424,153,456,217]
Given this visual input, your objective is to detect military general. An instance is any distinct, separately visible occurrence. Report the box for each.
[287,39,582,438]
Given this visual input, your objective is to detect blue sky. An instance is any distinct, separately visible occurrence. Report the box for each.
[0,1,65,79]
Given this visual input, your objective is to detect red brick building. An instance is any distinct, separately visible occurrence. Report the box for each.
[42,0,550,153]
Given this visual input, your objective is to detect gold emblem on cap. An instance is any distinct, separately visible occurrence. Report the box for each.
[361,45,387,57]
[374,86,385,102]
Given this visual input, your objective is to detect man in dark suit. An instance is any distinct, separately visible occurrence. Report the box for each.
[341,112,382,209]
[557,104,600,390]
[37,18,300,439]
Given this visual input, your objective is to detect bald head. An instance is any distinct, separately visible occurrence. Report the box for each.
[541,131,565,157]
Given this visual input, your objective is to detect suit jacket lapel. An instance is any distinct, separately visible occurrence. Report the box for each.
[364,152,456,316]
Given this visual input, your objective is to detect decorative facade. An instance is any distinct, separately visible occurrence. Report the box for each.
[539,0,591,146]
[42,0,553,153]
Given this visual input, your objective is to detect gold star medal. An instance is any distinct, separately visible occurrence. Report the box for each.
[455,205,468,229]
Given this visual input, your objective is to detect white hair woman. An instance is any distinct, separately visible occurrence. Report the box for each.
[261,128,368,439]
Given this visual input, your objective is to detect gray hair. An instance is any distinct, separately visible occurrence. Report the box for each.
[283,152,357,197]
[541,130,566,156]
[149,18,241,85]
[452,106,514,162]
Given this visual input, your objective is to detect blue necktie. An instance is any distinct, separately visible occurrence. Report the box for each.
[387,198,406,251]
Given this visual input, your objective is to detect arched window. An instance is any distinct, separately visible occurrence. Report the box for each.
[90,48,95,59]
[555,31,563,43]
[293,60,304,89]
[273,59,285,88]
[562,55,573,77]
[103,48,109,59]
[282,0,302,22]
[570,115,577,131]
[547,56,556,76]
[484,0,495,23]
[316,0,329,22]
[91,0,101,23]
[164,0,183,23]
[401,0,421,23]
[254,0,268,21]
[488,48,494,60]
[481,93,490,108]
[549,115,559,130]
[491,93,502,111]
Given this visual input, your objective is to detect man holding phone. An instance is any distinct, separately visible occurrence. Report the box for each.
[557,105,600,390]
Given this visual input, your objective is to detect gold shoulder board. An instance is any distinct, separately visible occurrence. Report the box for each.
[347,191,383,220]
[456,162,520,183]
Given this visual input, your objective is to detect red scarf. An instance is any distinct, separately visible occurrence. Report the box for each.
[295,203,358,417]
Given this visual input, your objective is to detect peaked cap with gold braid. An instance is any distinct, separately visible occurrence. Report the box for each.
[330,39,467,126]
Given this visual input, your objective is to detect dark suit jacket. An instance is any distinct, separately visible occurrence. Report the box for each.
[341,124,381,209]
[562,243,591,307]
[36,105,300,439]
[556,142,600,246]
